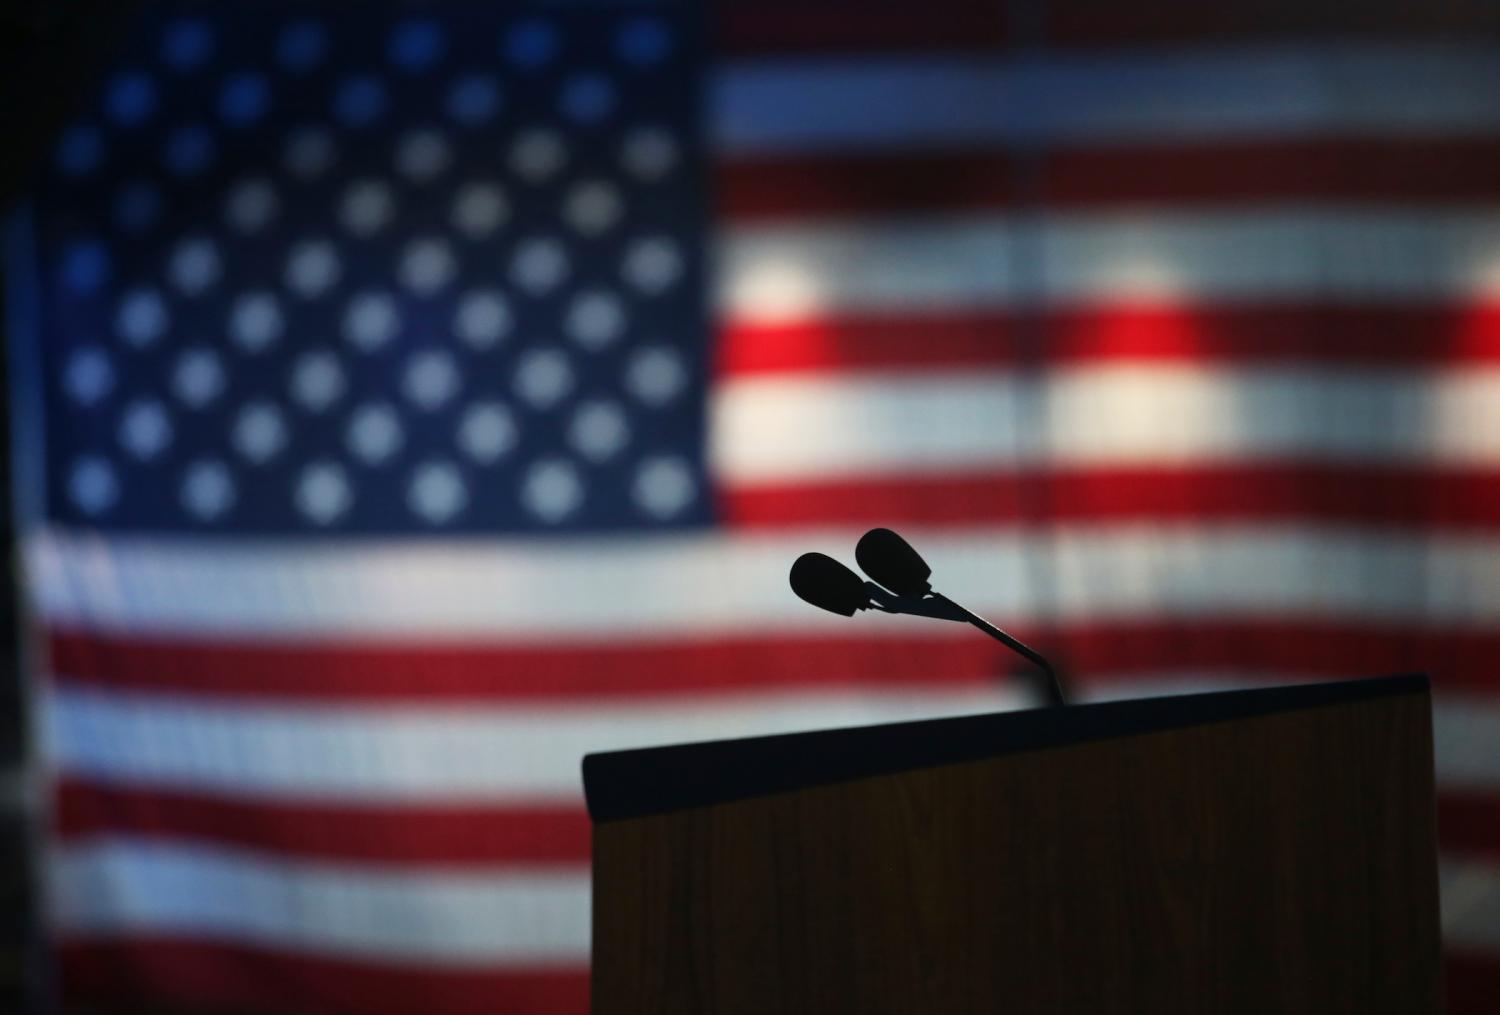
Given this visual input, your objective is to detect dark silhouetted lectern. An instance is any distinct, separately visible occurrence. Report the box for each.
[584,674,1441,1014]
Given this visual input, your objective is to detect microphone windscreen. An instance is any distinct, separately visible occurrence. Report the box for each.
[856,528,932,596]
[789,552,870,617]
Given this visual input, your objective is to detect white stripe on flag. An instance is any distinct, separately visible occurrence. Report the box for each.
[49,839,589,965]
[46,684,1027,800]
[1432,693,1500,792]
[712,367,1500,482]
[50,841,1499,962]
[1442,857,1500,951]
[41,682,1500,801]
[714,43,1500,153]
[719,210,1500,321]
[28,527,1500,635]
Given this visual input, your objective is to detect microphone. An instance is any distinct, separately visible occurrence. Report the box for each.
[789,552,872,617]
[855,527,931,596]
[789,529,1068,707]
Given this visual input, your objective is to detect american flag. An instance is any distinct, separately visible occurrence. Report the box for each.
[9,1,1500,1011]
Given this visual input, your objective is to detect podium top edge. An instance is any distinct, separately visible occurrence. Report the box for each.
[582,673,1428,823]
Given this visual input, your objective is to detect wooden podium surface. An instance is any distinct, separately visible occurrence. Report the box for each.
[585,675,1440,1014]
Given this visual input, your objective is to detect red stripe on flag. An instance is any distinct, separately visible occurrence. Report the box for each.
[718,140,1500,218]
[59,940,588,1015]
[1446,949,1500,1015]
[717,305,1500,375]
[1040,1,1500,46]
[1037,138,1500,206]
[722,466,1500,530]
[54,772,1500,873]
[1438,791,1500,864]
[54,779,592,865]
[1062,622,1483,692]
[45,620,1500,702]
[47,628,1002,701]
[719,150,1021,218]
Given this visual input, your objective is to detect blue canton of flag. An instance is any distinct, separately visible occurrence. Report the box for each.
[38,2,709,534]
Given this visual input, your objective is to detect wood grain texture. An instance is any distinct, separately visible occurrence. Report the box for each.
[592,691,1440,1014]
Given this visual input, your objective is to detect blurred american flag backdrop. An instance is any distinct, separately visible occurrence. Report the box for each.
[7,0,1500,1011]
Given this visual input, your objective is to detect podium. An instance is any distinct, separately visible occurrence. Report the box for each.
[583,674,1441,1013]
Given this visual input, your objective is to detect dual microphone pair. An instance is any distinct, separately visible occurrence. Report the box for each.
[789,529,1067,707]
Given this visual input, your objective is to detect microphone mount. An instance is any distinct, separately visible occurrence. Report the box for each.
[790,529,1068,708]
[863,584,1067,708]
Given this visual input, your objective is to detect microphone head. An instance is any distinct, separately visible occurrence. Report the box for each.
[789,552,871,617]
[855,527,932,596]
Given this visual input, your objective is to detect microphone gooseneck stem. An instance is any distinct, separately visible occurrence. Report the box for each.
[935,594,1068,707]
